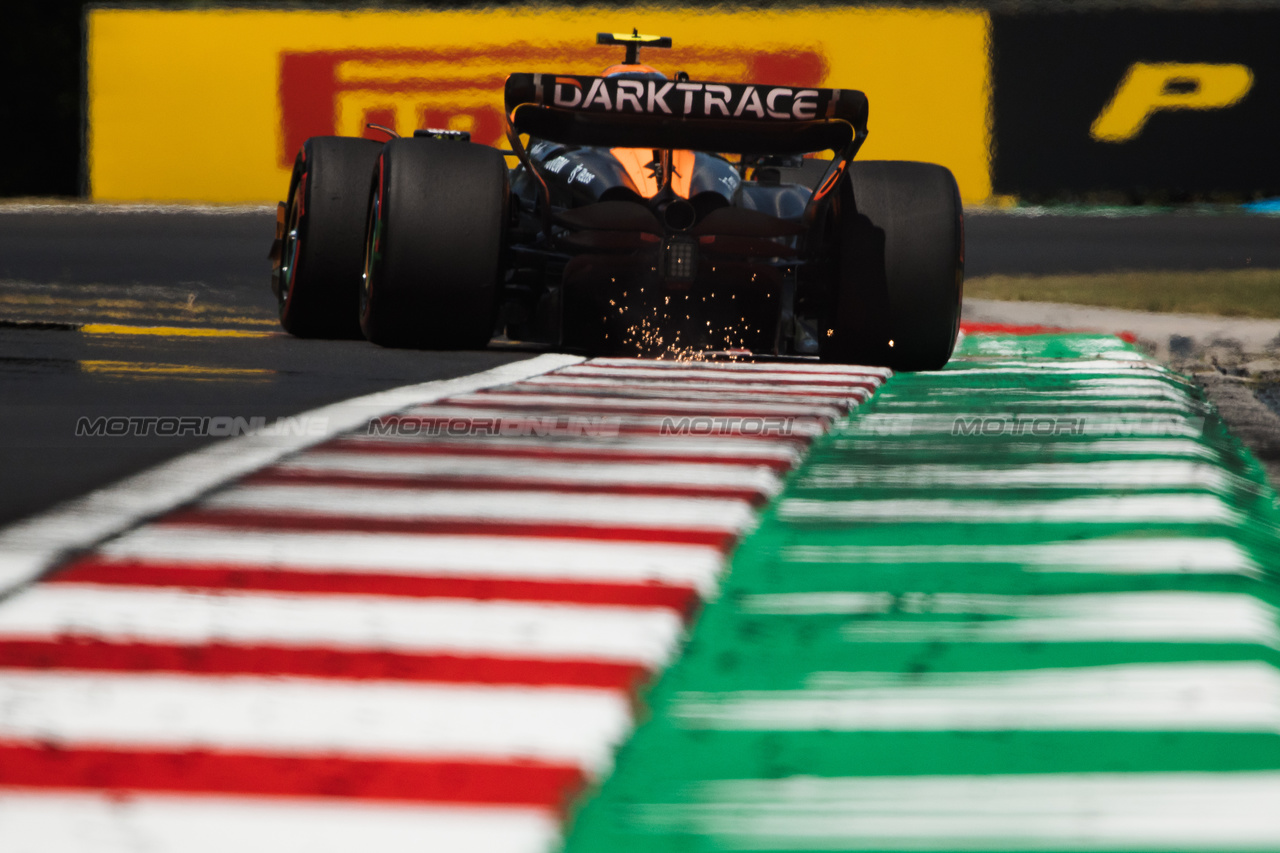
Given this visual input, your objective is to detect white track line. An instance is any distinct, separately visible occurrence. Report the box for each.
[441,393,842,418]
[827,437,1220,461]
[895,385,1196,405]
[271,453,784,492]
[672,662,1280,733]
[940,365,1168,377]
[641,772,1280,850]
[0,353,584,596]
[488,384,867,407]
[797,460,1233,491]
[740,591,1280,647]
[844,413,1207,441]
[778,537,1260,576]
[577,358,892,377]
[0,670,631,769]
[519,373,872,395]
[0,792,560,853]
[202,485,756,531]
[0,584,684,665]
[779,494,1242,525]
[900,375,1185,390]
[871,399,1198,413]
[337,433,806,463]
[386,406,830,437]
[93,528,726,592]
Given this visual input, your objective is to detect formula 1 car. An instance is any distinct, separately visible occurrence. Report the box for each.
[270,32,963,370]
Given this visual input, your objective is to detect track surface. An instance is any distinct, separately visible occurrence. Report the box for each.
[963,209,1280,274]
[0,209,531,526]
[1,206,1279,526]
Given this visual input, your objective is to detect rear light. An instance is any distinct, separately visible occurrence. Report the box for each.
[662,235,697,281]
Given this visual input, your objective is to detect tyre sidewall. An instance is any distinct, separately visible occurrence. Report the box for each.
[362,138,509,349]
[280,136,383,339]
[829,161,964,371]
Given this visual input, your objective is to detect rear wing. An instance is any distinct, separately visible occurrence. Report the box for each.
[504,73,868,155]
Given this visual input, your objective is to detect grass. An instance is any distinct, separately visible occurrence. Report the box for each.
[965,269,1280,319]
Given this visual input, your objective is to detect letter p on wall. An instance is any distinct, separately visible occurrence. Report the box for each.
[1091,62,1253,142]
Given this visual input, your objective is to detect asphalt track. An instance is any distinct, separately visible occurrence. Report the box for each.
[1,205,1279,527]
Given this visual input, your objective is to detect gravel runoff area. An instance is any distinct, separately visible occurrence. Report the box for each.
[964,298,1280,485]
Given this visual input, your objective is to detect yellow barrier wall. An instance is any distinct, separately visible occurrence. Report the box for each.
[88,7,991,202]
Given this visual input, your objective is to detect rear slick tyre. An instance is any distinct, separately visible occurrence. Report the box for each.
[824,160,964,372]
[360,138,509,349]
[276,136,383,339]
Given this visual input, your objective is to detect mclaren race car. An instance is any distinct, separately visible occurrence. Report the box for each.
[270,31,964,370]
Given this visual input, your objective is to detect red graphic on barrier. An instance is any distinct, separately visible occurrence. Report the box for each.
[278,43,828,167]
